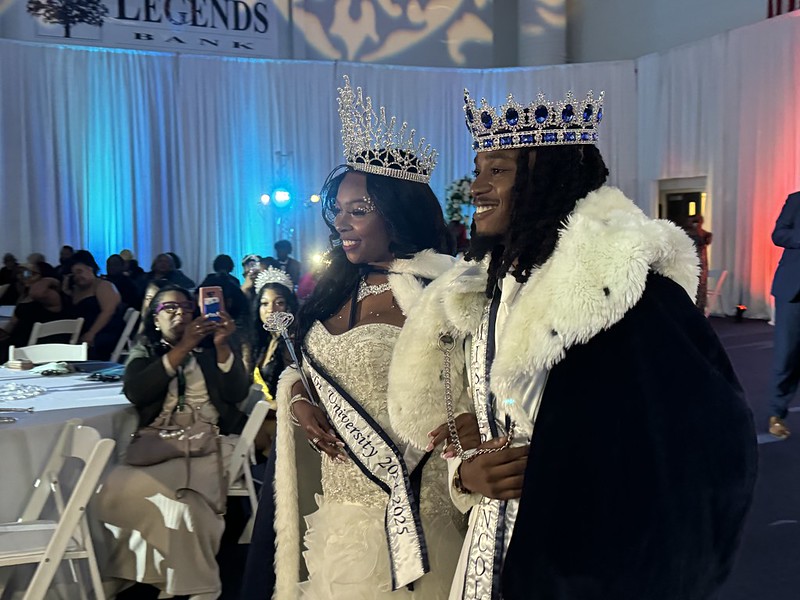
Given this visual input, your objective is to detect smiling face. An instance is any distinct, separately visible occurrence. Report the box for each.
[331,172,393,265]
[471,149,527,237]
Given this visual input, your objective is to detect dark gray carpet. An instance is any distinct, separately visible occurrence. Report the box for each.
[712,317,799,600]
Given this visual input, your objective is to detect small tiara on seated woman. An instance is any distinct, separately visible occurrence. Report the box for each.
[337,75,438,184]
[255,267,294,295]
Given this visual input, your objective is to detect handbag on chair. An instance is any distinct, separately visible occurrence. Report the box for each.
[125,365,228,513]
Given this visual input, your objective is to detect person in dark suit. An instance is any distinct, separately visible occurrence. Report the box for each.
[769,191,800,438]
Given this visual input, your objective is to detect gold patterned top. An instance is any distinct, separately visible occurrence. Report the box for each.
[305,322,455,519]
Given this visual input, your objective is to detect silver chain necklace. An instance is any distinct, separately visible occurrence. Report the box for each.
[357,277,391,303]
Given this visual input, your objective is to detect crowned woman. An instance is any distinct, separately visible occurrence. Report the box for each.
[270,76,465,599]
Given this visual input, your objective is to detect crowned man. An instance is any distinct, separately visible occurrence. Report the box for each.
[387,90,757,599]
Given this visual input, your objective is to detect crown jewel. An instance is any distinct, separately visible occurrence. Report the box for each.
[464,89,604,152]
[338,75,438,183]
[255,267,294,295]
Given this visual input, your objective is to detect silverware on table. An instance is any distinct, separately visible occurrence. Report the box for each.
[0,407,34,413]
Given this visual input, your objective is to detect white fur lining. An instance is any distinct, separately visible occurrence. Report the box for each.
[273,366,302,600]
[389,186,699,447]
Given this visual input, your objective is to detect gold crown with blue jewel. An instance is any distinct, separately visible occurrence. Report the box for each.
[464,89,604,152]
[338,75,437,184]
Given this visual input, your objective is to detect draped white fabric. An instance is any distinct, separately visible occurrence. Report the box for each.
[1,12,799,316]
[637,12,800,318]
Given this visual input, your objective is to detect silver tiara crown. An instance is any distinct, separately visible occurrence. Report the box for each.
[337,75,438,184]
[464,89,604,152]
[255,267,293,295]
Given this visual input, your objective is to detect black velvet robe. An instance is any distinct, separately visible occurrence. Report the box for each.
[501,273,757,600]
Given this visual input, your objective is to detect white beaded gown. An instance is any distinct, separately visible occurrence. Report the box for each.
[297,321,465,599]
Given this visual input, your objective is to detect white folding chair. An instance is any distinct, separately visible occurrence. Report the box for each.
[705,269,729,317]
[9,343,89,364]
[0,421,115,600]
[109,308,140,363]
[228,399,270,544]
[28,318,84,345]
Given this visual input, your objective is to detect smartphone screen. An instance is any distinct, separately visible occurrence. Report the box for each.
[198,286,225,322]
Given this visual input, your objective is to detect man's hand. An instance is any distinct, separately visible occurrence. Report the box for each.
[458,438,529,500]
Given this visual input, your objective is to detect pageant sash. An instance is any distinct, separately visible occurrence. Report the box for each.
[303,352,430,590]
[461,295,519,600]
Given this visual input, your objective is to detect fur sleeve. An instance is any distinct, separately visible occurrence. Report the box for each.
[388,276,472,449]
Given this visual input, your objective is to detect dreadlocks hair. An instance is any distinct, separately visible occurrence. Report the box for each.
[464,144,609,296]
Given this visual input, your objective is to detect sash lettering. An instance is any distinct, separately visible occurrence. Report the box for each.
[304,352,429,590]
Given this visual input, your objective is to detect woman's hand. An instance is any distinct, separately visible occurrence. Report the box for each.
[179,316,216,350]
[292,401,346,461]
[427,412,481,457]
[212,311,235,346]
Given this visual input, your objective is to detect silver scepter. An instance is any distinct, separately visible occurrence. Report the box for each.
[262,312,315,401]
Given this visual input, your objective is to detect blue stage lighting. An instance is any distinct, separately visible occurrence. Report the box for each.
[274,189,291,207]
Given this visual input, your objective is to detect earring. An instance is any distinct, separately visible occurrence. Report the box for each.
[155,325,160,331]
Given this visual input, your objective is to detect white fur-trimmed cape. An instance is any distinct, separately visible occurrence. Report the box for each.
[272,249,456,600]
[388,186,700,450]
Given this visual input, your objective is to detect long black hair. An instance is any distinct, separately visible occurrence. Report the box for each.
[465,145,609,296]
[296,165,449,345]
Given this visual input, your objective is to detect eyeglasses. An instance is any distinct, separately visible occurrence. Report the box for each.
[155,301,195,315]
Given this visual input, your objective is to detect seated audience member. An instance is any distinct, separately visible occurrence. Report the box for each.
[0,253,21,305]
[94,284,247,599]
[26,252,46,266]
[147,253,195,289]
[0,261,65,361]
[251,267,297,406]
[211,253,240,286]
[264,239,301,288]
[136,278,169,335]
[166,251,196,289]
[240,253,264,302]
[104,253,141,310]
[119,248,147,290]
[55,245,74,280]
[146,253,174,283]
[64,250,124,360]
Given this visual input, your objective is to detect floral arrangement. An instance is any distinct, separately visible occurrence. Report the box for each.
[444,175,474,223]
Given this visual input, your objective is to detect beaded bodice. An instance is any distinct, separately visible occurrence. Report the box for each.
[305,322,454,518]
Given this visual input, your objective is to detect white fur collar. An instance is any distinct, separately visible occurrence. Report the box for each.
[389,186,699,448]
[388,249,458,316]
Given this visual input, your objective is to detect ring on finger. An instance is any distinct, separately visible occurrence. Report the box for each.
[311,436,321,446]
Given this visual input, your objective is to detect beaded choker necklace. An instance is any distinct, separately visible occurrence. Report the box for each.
[357,278,392,302]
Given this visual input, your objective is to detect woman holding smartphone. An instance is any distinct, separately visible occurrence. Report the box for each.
[95,284,248,599]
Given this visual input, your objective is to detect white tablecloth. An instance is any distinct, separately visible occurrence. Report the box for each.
[0,367,136,598]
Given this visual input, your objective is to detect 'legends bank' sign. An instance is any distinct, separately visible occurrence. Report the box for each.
[0,0,279,57]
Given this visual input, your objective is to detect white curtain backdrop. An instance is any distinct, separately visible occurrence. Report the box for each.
[637,11,800,318]
[0,42,633,281]
[2,12,799,313]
